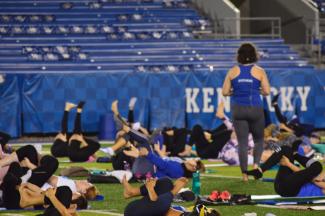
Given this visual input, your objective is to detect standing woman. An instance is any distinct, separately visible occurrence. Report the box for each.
[222,43,270,181]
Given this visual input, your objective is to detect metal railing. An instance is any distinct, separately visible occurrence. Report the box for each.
[211,17,281,39]
[305,18,324,64]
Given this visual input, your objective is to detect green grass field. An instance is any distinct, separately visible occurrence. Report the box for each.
[2,144,325,216]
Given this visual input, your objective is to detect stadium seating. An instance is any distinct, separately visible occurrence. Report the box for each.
[1,0,321,137]
[0,0,313,74]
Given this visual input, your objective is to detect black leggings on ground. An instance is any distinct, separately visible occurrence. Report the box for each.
[272,103,307,137]
[1,154,59,209]
[29,155,59,187]
[163,128,189,156]
[68,138,100,162]
[51,139,69,158]
[69,111,100,162]
[124,177,174,216]
[52,109,100,161]
[51,110,69,157]
[0,131,11,148]
[16,145,39,165]
[261,146,323,197]
[189,124,231,158]
[41,186,73,216]
[9,154,59,187]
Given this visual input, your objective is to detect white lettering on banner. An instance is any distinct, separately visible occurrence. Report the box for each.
[217,88,230,112]
[297,86,310,111]
[185,86,310,113]
[185,88,200,113]
[280,87,294,112]
[202,88,214,112]
[266,87,279,112]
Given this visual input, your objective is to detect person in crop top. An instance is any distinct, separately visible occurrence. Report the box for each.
[222,43,270,181]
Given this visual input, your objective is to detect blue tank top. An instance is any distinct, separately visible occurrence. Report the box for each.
[231,64,262,107]
[297,182,324,197]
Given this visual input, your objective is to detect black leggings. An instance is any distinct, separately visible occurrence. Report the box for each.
[68,138,100,162]
[163,128,189,156]
[10,154,58,187]
[262,146,323,197]
[124,177,174,216]
[128,109,134,124]
[189,124,231,158]
[51,139,69,158]
[1,154,59,209]
[273,103,306,137]
[0,131,11,148]
[16,145,39,165]
[52,109,100,161]
[15,145,59,185]
[42,186,73,216]
[51,110,69,157]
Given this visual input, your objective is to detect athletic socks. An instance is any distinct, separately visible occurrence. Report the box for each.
[100,147,115,157]
[128,97,137,110]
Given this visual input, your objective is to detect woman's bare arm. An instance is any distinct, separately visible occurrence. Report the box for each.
[259,69,270,96]
[222,71,233,96]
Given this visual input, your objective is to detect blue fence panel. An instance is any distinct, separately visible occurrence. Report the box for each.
[0,69,324,137]
[0,74,21,137]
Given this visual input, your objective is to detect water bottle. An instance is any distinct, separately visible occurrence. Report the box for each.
[192,171,201,195]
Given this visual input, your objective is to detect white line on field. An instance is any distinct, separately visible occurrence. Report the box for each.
[204,164,229,167]
[201,174,242,179]
[2,214,25,216]
[82,210,123,216]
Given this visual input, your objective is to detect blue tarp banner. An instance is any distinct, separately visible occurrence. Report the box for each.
[0,74,21,137]
[0,69,324,137]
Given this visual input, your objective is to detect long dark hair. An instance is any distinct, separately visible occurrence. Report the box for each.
[237,43,258,64]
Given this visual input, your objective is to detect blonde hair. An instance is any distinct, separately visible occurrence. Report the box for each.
[85,185,99,200]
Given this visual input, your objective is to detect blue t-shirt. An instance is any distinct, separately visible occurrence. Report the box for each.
[231,64,262,107]
[297,182,324,197]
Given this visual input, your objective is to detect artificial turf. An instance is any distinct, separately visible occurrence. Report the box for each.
[2,144,325,216]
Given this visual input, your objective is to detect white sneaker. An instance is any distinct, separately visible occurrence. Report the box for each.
[100,147,115,157]
[128,97,137,110]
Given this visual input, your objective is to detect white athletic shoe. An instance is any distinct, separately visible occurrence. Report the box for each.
[128,97,137,110]
[108,170,133,183]
[100,147,115,157]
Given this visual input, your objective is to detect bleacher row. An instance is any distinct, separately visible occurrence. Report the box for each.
[0,0,313,74]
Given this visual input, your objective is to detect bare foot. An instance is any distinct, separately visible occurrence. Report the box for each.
[146,178,158,201]
[111,100,119,115]
[242,173,249,182]
[123,145,140,158]
[279,155,290,167]
[65,102,77,111]
[171,177,188,195]
[55,133,67,142]
[122,175,135,199]
[216,102,225,119]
